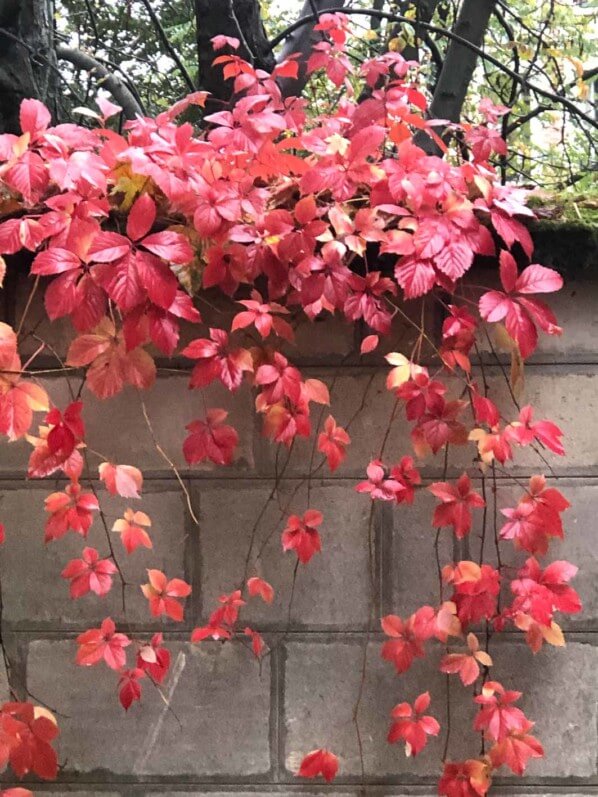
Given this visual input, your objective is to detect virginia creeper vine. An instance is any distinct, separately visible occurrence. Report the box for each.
[0,13,580,795]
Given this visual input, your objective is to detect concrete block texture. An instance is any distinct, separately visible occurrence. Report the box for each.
[25,639,272,778]
[27,791,598,797]
[1,275,597,794]
[195,479,376,629]
[0,374,256,475]
[254,364,598,479]
[389,479,596,629]
[0,482,191,628]
[283,640,598,779]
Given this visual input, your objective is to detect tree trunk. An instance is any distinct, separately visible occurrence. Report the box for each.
[277,0,348,99]
[195,0,275,109]
[0,0,57,133]
[418,0,496,152]
[400,0,442,63]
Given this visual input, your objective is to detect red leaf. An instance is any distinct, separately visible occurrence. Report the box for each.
[141,569,191,621]
[31,247,80,276]
[67,318,156,399]
[137,633,171,683]
[489,730,544,775]
[118,668,145,711]
[0,702,59,781]
[88,231,131,262]
[387,692,440,756]
[20,98,51,136]
[126,193,156,241]
[136,251,178,309]
[360,334,379,354]
[282,510,322,564]
[5,151,48,203]
[142,230,194,264]
[183,409,239,466]
[247,576,274,604]
[76,617,130,669]
[0,381,49,441]
[61,547,117,598]
[112,509,152,554]
[516,264,563,294]
[297,748,339,782]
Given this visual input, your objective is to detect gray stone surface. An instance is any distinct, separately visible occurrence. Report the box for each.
[481,641,598,778]
[0,484,190,628]
[0,384,256,477]
[149,793,366,797]
[197,480,374,628]
[26,639,271,777]
[284,640,598,779]
[146,792,419,797]
[290,314,359,365]
[284,640,449,778]
[0,374,256,475]
[40,793,120,796]
[32,792,598,797]
[255,364,598,479]
[390,478,596,629]
[255,371,412,478]
[82,375,256,474]
[470,269,598,363]
[2,274,598,793]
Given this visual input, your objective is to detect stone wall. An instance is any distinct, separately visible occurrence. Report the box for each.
[0,266,597,796]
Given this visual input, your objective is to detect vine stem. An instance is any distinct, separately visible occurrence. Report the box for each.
[252,373,376,566]
[353,392,404,788]
[16,275,40,338]
[239,440,295,588]
[138,393,200,527]
[82,448,130,618]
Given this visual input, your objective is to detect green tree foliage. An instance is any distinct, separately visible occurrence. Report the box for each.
[52,0,598,188]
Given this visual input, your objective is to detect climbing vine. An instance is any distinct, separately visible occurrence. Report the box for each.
[0,14,580,795]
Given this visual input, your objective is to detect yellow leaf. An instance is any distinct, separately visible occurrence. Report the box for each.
[493,324,524,399]
[566,55,584,78]
[111,163,151,210]
[385,352,412,389]
[542,621,566,648]
[34,705,58,725]
[510,345,525,401]
[475,651,493,668]
[388,36,406,52]
[577,79,589,100]
[493,322,516,352]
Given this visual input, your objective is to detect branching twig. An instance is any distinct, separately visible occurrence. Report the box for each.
[138,0,196,91]
[56,45,143,119]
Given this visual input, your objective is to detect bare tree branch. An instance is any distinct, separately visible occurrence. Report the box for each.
[56,45,143,119]
[269,7,598,130]
[138,0,196,92]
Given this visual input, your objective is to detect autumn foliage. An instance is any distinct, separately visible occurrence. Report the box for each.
[0,13,580,794]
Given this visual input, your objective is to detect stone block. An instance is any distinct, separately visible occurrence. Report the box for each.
[0,373,256,476]
[389,477,595,629]
[26,639,271,777]
[283,640,598,779]
[196,480,374,629]
[0,484,189,628]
